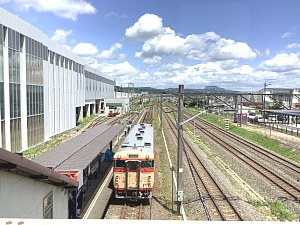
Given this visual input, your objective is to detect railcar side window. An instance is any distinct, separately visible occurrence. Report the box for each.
[141,160,154,168]
[115,160,126,168]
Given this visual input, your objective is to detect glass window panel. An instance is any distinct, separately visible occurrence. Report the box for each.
[35,40,37,57]
[0,46,3,82]
[28,38,31,55]
[0,25,2,46]
[32,56,37,84]
[25,36,28,54]
[38,58,40,85]
[41,86,44,113]
[1,121,5,149]
[38,42,40,58]
[9,83,14,118]
[33,85,36,115]
[15,51,20,83]
[32,39,35,56]
[16,84,20,117]
[28,55,32,84]
[0,82,4,120]
[40,59,43,85]
[20,34,24,53]
[12,30,16,50]
[16,31,19,51]
[30,85,33,115]
[27,85,30,116]
[8,28,12,48]
[9,49,12,82]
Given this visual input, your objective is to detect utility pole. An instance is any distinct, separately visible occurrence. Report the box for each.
[160,93,162,130]
[263,82,271,125]
[177,84,184,215]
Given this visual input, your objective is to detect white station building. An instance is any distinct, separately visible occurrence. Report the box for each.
[0,8,116,153]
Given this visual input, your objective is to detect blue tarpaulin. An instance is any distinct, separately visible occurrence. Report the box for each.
[104,149,114,162]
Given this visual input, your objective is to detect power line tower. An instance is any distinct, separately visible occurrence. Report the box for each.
[128,83,134,110]
[128,83,134,98]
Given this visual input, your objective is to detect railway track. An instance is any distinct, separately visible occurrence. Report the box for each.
[102,106,154,220]
[165,104,300,202]
[120,202,144,219]
[163,110,243,221]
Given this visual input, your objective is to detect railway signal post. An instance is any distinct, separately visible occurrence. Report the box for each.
[177,84,184,215]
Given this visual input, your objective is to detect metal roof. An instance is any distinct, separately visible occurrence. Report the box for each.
[33,124,112,168]
[118,124,154,154]
[263,109,300,117]
[0,148,78,188]
[55,125,124,172]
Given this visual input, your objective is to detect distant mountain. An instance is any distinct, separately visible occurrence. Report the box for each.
[116,86,238,94]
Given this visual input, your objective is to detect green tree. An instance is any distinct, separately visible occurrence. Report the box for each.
[268,100,284,109]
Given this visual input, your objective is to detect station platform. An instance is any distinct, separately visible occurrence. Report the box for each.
[80,133,127,219]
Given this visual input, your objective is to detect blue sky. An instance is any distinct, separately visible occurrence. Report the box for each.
[1,0,300,91]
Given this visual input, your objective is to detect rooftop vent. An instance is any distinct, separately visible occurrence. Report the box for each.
[136,133,141,136]
[137,136,143,140]
[140,130,145,133]
[145,142,151,146]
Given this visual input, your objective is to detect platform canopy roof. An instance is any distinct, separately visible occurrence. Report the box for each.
[0,148,78,189]
[33,124,124,172]
[262,109,300,117]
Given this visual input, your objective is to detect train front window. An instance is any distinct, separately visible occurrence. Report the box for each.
[141,160,154,168]
[129,161,137,170]
[115,160,126,168]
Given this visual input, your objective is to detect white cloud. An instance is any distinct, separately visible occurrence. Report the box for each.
[125,13,164,40]
[72,43,98,56]
[62,45,71,51]
[281,32,295,38]
[133,26,255,62]
[287,43,300,49]
[100,61,139,77]
[199,38,257,62]
[10,0,96,21]
[50,29,72,45]
[105,11,128,18]
[160,62,186,72]
[258,53,300,72]
[140,72,149,77]
[142,56,161,65]
[215,60,239,70]
[97,43,126,60]
[105,11,118,17]
[265,48,270,56]
[135,33,188,57]
[0,0,10,3]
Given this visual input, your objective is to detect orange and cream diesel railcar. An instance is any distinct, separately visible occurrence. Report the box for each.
[113,123,154,199]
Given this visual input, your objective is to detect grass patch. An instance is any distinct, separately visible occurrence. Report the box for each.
[268,200,295,221]
[184,108,300,164]
[249,199,296,221]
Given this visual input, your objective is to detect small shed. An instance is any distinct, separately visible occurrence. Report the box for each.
[234,113,248,123]
[0,148,78,219]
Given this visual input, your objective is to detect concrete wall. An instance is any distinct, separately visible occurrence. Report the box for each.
[0,170,69,219]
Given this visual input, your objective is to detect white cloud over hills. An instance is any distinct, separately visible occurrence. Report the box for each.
[45,12,300,90]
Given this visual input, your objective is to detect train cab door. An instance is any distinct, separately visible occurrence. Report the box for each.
[126,160,140,189]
